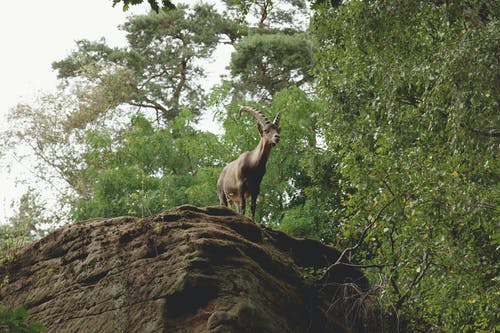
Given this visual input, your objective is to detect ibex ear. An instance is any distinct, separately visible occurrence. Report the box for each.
[257,122,264,136]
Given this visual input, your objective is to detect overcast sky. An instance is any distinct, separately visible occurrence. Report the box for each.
[0,0,150,223]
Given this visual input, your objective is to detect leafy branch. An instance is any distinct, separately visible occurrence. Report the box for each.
[394,252,433,311]
[320,197,396,281]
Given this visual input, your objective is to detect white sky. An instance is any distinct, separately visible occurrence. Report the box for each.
[0,0,229,224]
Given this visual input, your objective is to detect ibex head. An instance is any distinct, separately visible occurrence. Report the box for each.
[240,106,281,146]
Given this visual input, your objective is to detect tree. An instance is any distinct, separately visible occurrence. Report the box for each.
[312,0,499,330]
[220,0,315,101]
[0,190,52,257]
[230,32,314,100]
[2,93,91,215]
[71,110,226,220]
[53,3,229,123]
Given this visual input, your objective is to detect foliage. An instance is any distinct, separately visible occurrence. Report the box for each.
[53,3,229,123]
[0,304,45,333]
[230,32,314,100]
[71,110,225,220]
[223,0,313,101]
[223,0,309,30]
[260,87,328,223]
[1,91,110,222]
[0,192,50,256]
[312,0,499,330]
[112,0,175,12]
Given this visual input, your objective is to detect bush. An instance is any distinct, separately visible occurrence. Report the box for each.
[0,304,45,333]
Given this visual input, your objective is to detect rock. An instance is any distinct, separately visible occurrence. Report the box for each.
[0,205,380,332]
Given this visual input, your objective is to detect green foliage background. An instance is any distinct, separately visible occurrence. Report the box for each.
[312,1,499,330]
[1,0,498,331]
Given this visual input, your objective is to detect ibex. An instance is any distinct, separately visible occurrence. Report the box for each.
[217,106,281,220]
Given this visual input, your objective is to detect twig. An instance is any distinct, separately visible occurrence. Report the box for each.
[321,197,396,280]
[340,263,386,270]
[395,252,432,310]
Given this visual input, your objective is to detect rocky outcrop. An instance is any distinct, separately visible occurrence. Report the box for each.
[0,205,379,332]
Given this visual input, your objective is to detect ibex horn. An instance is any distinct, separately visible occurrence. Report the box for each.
[239,106,271,126]
[273,112,281,126]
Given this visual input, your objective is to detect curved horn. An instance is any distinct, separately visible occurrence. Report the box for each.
[273,112,281,126]
[239,106,271,126]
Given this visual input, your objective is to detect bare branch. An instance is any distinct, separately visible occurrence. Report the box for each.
[321,197,396,280]
[340,263,386,270]
[129,99,170,119]
[395,252,433,310]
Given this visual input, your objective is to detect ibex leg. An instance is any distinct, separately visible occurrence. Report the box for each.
[219,190,228,207]
[250,194,257,221]
[238,185,246,215]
